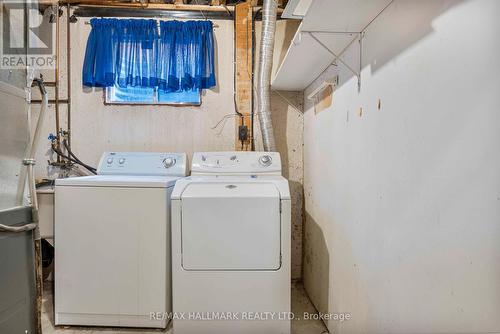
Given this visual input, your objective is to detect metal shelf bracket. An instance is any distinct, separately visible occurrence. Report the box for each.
[307,31,364,91]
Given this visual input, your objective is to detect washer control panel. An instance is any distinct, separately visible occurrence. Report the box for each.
[191,152,281,175]
[97,152,188,176]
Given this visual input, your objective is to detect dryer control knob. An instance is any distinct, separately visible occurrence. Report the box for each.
[259,155,272,167]
[163,157,176,168]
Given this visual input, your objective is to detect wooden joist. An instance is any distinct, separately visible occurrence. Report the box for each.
[234,1,253,151]
[58,1,284,14]
[59,0,236,12]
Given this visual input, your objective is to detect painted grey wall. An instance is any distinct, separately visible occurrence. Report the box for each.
[303,0,500,333]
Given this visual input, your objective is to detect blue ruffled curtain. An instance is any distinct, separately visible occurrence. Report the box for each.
[157,20,215,92]
[82,18,158,88]
[82,19,116,87]
[82,19,216,91]
[115,19,159,88]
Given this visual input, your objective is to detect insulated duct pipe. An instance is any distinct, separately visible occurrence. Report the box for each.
[28,76,48,161]
[25,75,48,228]
[256,0,277,152]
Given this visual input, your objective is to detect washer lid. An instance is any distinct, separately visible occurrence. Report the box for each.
[55,175,181,188]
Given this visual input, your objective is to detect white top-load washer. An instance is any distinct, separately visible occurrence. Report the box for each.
[171,151,291,334]
[54,152,188,328]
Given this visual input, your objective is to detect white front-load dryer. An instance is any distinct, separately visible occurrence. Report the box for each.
[171,152,291,334]
[55,152,188,328]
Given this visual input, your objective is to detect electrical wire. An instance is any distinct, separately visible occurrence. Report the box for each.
[233,18,244,127]
[211,113,240,130]
[192,0,208,21]
[211,113,251,137]
[213,116,234,137]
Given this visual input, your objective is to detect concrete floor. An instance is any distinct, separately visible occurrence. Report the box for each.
[42,281,328,334]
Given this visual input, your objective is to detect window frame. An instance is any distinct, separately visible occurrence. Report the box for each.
[103,85,202,107]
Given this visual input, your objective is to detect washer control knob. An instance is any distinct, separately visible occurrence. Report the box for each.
[163,157,176,168]
[259,155,272,167]
[107,158,113,164]
[119,158,126,164]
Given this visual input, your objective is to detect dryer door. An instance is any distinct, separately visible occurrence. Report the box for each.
[180,182,281,270]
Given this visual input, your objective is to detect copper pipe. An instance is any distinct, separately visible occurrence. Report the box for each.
[55,3,61,162]
[67,3,72,148]
[31,81,56,87]
[30,99,69,104]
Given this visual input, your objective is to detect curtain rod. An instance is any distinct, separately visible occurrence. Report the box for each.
[83,19,220,28]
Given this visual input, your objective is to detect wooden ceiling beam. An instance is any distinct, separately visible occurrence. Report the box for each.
[57,1,284,14]
[59,0,236,12]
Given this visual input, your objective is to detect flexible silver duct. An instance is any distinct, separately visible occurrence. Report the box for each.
[257,0,277,152]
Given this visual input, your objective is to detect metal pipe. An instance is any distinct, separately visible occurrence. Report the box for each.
[83,19,220,27]
[55,3,61,162]
[31,81,56,87]
[256,0,277,152]
[67,3,72,148]
[30,99,69,104]
[76,7,233,20]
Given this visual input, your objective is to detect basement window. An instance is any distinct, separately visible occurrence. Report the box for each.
[105,85,201,105]
[83,19,215,106]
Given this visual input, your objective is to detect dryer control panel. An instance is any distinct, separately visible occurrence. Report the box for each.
[97,152,188,176]
[191,152,281,175]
